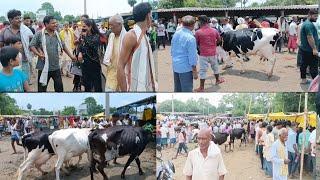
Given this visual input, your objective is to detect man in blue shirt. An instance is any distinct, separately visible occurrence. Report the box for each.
[171,15,198,92]
[285,122,298,179]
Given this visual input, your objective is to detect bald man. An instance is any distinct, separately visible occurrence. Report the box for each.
[271,128,290,180]
[183,128,227,180]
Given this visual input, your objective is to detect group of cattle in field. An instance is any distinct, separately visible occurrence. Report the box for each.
[190,124,248,152]
[17,125,152,180]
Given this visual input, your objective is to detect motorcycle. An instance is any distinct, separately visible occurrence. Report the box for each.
[156,145,175,180]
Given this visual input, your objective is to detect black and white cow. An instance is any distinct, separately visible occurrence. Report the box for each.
[17,130,55,180]
[221,28,280,78]
[88,125,151,180]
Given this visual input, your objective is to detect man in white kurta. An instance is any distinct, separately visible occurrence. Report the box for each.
[271,128,290,180]
[183,128,227,180]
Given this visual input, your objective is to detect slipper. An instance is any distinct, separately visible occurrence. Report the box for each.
[216,78,226,85]
[194,87,204,92]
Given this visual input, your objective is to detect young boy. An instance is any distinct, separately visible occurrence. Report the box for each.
[7,36,23,70]
[0,46,30,92]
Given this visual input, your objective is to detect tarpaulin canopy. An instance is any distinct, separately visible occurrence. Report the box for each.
[91,112,105,119]
[247,112,317,127]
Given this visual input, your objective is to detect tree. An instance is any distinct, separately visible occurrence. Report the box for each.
[63,15,75,23]
[53,11,63,21]
[27,103,32,110]
[110,107,117,114]
[0,94,21,115]
[158,0,184,8]
[61,106,77,115]
[23,11,37,20]
[37,2,55,15]
[82,97,104,116]
[249,2,260,7]
[128,0,137,8]
[32,108,53,115]
[0,16,7,22]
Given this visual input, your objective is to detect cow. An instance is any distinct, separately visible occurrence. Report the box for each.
[48,128,92,180]
[212,128,246,152]
[88,125,151,180]
[229,128,247,149]
[220,28,280,78]
[17,130,55,180]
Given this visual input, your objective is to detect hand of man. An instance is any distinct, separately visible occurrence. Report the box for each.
[71,56,77,61]
[312,49,318,56]
[38,53,45,60]
[78,52,83,61]
[284,159,290,164]
[193,71,198,80]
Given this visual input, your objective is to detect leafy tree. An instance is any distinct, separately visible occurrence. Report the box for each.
[63,15,75,23]
[158,0,184,8]
[27,103,32,110]
[0,16,7,22]
[249,2,260,7]
[82,97,104,116]
[0,94,21,115]
[23,11,37,20]
[61,106,77,115]
[37,2,55,15]
[110,107,117,114]
[128,0,137,8]
[32,108,53,115]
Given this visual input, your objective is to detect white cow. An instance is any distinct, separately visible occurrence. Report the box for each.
[220,28,280,78]
[48,128,92,180]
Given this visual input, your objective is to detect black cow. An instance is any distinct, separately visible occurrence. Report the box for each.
[88,125,151,180]
[18,130,55,180]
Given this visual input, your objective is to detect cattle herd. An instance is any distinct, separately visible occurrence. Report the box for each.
[17,126,152,180]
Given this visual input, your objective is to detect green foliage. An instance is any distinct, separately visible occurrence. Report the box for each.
[37,2,62,22]
[158,0,237,8]
[27,103,32,110]
[32,108,53,115]
[0,94,22,115]
[128,0,137,7]
[82,97,104,116]
[0,16,7,22]
[63,15,76,23]
[158,0,184,8]
[23,11,37,20]
[249,2,260,7]
[158,93,317,116]
[61,106,77,115]
[262,0,317,6]
[158,98,216,115]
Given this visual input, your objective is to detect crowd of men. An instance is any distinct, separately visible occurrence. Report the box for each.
[155,9,320,92]
[157,115,317,180]
[0,2,157,92]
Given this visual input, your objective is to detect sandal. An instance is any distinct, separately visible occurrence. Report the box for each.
[216,78,226,85]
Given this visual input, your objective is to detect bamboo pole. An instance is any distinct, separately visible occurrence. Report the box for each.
[299,93,308,180]
[247,95,253,119]
[298,93,302,113]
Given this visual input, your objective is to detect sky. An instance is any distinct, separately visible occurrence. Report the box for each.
[109,93,155,108]
[0,0,262,19]
[157,93,228,107]
[8,93,106,111]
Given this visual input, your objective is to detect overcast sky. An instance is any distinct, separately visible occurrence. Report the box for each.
[8,93,106,111]
[109,93,155,108]
[0,0,264,19]
[157,93,228,107]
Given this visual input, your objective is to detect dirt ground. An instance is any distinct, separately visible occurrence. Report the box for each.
[0,136,156,180]
[158,141,313,180]
[158,46,310,92]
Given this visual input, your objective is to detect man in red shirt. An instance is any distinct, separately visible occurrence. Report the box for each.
[194,15,225,92]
